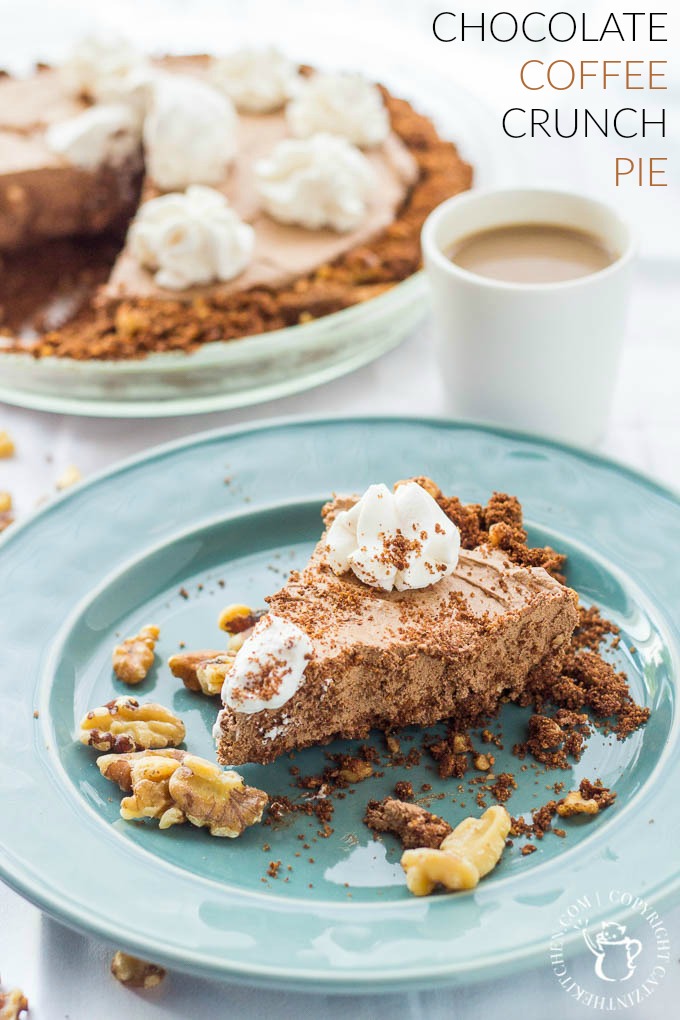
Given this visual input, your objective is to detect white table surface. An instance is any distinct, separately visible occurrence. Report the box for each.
[0,1,678,1017]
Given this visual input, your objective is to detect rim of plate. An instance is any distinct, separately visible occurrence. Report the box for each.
[2,414,678,543]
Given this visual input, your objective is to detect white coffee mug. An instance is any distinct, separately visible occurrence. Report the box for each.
[421,188,635,447]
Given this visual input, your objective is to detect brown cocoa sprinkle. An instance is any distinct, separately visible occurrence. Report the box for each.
[364,798,452,849]
[521,844,537,856]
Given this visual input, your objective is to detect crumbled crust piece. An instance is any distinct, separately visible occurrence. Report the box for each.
[528,714,564,750]
[79,696,185,753]
[0,431,15,458]
[0,987,28,1019]
[401,805,511,896]
[168,754,268,838]
[55,464,82,490]
[428,733,469,779]
[168,648,223,691]
[473,753,493,772]
[394,780,414,801]
[0,492,12,513]
[112,624,160,685]
[110,950,165,989]
[557,779,616,817]
[98,748,187,828]
[364,798,453,850]
[394,476,441,499]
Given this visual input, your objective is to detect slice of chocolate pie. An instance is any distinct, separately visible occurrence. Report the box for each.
[214,480,579,766]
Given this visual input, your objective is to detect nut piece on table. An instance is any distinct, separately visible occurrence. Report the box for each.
[168,649,223,692]
[168,753,268,838]
[56,464,82,490]
[79,697,185,753]
[98,748,187,829]
[110,950,165,989]
[0,510,14,534]
[0,430,15,459]
[112,624,160,685]
[401,805,511,896]
[0,987,28,1019]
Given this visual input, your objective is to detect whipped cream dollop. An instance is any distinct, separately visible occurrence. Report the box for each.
[210,47,298,113]
[222,614,313,714]
[127,185,254,290]
[61,36,153,121]
[326,481,461,592]
[143,74,238,190]
[254,133,376,232]
[287,72,390,147]
[46,103,142,170]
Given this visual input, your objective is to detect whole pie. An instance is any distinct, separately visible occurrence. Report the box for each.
[0,40,472,360]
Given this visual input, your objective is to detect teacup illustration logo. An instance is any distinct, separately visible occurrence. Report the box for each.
[549,890,671,1010]
[582,921,642,983]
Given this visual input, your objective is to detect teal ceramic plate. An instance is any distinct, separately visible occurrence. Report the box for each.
[0,417,678,991]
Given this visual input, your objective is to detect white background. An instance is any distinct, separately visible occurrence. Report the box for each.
[0,1,678,1017]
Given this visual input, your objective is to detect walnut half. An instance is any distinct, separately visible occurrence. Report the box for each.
[110,950,165,989]
[0,987,28,1020]
[168,754,268,838]
[217,603,265,636]
[79,697,185,753]
[98,749,268,838]
[98,748,187,829]
[112,624,160,685]
[168,649,233,696]
[401,805,511,896]
[168,648,223,691]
